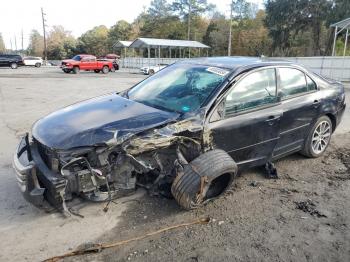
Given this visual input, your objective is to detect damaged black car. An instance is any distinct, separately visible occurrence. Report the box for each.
[13,57,346,211]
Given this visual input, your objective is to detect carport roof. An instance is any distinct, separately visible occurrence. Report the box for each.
[129,38,210,49]
[113,40,132,48]
[330,17,350,29]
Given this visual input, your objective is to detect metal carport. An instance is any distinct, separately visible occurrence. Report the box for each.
[330,18,350,56]
[129,38,210,60]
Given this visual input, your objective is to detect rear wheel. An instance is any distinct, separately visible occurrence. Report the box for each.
[300,116,333,158]
[72,66,80,74]
[149,69,155,75]
[102,66,109,74]
[35,63,41,68]
[63,69,71,73]
[171,149,237,210]
[10,62,18,69]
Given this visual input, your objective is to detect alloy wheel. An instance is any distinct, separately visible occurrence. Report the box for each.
[311,121,331,154]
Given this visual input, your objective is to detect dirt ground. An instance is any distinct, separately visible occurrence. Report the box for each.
[0,67,349,262]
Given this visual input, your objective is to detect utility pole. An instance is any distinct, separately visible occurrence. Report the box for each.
[10,38,13,51]
[41,7,48,65]
[228,0,233,56]
[187,2,191,40]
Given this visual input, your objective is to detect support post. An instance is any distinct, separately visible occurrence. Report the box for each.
[148,46,150,67]
[332,26,338,56]
[344,29,349,56]
[189,47,191,58]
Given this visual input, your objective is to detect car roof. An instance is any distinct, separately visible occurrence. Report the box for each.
[178,56,295,70]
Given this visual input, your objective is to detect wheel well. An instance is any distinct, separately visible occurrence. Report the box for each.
[325,113,336,132]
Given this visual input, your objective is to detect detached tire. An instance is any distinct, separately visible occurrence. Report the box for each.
[171,149,237,210]
[300,115,333,158]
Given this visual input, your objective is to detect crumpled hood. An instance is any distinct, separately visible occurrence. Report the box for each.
[32,93,179,150]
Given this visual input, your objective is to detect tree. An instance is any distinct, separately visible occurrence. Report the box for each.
[78,25,109,56]
[148,0,171,17]
[139,1,186,40]
[47,26,77,59]
[0,33,5,53]
[265,0,332,56]
[27,30,44,57]
[203,12,230,56]
[171,0,214,40]
[108,20,132,48]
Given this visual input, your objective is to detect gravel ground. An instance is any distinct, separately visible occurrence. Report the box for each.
[0,67,349,262]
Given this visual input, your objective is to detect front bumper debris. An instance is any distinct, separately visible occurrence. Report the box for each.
[13,134,65,209]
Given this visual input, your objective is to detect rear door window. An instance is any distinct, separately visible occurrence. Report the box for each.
[278,68,308,98]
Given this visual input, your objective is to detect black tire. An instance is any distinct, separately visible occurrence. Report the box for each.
[10,62,18,69]
[94,69,100,73]
[35,63,41,68]
[63,69,71,73]
[102,66,109,74]
[171,149,237,210]
[72,66,80,74]
[149,69,155,75]
[300,115,333,158]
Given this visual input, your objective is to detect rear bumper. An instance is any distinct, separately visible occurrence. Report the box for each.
[13,134,65,209]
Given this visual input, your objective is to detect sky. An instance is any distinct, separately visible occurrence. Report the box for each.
[0,0,263,50]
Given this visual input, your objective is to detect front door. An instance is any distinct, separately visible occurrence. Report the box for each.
[208,68,282,169]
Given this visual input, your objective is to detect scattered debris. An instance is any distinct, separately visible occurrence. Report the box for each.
[295,200,327,218]
[43,217,211,262]
[249,181,260,187]
[264,162,278,179]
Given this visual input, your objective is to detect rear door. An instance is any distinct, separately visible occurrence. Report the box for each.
[272,67,321,159]
[208,67,282,168]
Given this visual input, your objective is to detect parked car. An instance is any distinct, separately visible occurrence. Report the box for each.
[98,54,120,71]
[13,57,346,211]
[0,54,24,69]
[60,54,113,74]
[140,63,168,75]
[23,56,43,67]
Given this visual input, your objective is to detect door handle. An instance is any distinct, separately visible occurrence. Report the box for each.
[265,115,280,125]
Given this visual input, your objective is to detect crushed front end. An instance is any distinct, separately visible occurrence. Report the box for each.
[13,116,205,212]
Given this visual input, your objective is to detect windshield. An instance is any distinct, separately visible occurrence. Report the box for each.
[72,55,81,61]
[128,63,230,113]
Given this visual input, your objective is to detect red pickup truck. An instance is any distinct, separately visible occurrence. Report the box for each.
[61,54,113,74]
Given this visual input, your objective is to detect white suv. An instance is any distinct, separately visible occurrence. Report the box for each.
[23,57,43,67]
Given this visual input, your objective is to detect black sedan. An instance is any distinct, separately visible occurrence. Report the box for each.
[13,57,346,211]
